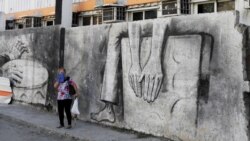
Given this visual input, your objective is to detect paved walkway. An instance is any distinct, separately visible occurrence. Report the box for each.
[0,104,172,141]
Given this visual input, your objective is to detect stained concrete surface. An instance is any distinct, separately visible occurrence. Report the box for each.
[0,104,172,141]
[64,11,249,141]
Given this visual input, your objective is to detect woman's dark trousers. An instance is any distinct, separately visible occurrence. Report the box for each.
[57,99,72,126]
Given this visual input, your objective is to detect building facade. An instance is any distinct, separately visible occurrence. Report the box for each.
[0,0,248,30]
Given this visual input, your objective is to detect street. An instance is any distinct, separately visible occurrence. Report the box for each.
[0,116,77,141]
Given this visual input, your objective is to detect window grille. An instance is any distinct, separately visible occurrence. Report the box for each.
[103,7,126,22]
[116,7,126,21]
[162,0,191,15]
[145,10,157,19]
[103,8,114,21]
[93,15,102,25]
[25,18,32,28]
[34,17,42,27]
[180,0,190,14]
[162,0,178,15]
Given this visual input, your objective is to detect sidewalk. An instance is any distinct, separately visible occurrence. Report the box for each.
[0,104,172,141]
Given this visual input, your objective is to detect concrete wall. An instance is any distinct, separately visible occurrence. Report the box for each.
[0,10,249,141]
[0,26,61,106]
[64,11,250,141]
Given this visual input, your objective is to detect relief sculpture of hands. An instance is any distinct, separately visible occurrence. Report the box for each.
[140,56,163,103]
[3,63,23,86]
[128,23,142,97]
[1,40,29,60]
[129,63,142,97]
[139,22,167,103]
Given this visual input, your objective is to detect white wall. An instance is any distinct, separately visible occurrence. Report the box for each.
[0,12,5,31]
[235,0,250,25]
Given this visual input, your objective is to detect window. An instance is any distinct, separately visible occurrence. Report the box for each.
[93,15,102,25]
[217,1,235,12]
[98,16,102,24]
[103,8,114,21]
[162,0,190,15]
[25,18,32,28]
[93,16,98,25]
[5,20,15,30]
[162,0,178,15]
[130,9,157,21]
[18,24,23,29]
[133,12,143,21]
[46,21,54,26]
[72,12,79,27]
[181,0,191,14]
[34,17,42,27]
[145,10,157,19]
[43,16,55,26]
[83,16,91,26]
[117,7,126,20]
[15,19,24,29]
[198,3,214,13]
[103,7,126,22]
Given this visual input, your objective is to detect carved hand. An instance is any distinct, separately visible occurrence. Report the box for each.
[140,56,163,103]
[3,64,23,86]
[139,22,167,102]
[128,64,142,97]
[128,23,142,97]
[2,40,29,60]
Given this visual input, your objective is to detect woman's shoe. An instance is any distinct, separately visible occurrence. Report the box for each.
[57,125,64,128]
[66,125,72,129]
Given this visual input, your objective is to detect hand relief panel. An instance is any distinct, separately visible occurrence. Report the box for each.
[2,60,48,105]
[122,34,212,140]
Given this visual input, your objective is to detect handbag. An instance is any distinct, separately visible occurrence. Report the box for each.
[69,82,76,96]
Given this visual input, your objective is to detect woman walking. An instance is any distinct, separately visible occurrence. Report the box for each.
[54,67,78,129]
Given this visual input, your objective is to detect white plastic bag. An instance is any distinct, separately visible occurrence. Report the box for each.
[71,98,80,115]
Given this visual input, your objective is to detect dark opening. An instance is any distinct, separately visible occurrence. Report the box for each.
[34,17,42,27]
[116,7,126,21]
[25,18,32,28]
[18,24,23,29]
[72,12,79,27]
[83,16,91,26]
[47,21,54,26]
[181,0,190,14]
[133,12,143,21]
[145,10,157,19]
[5,20,15,30]
[198,3,214,14]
